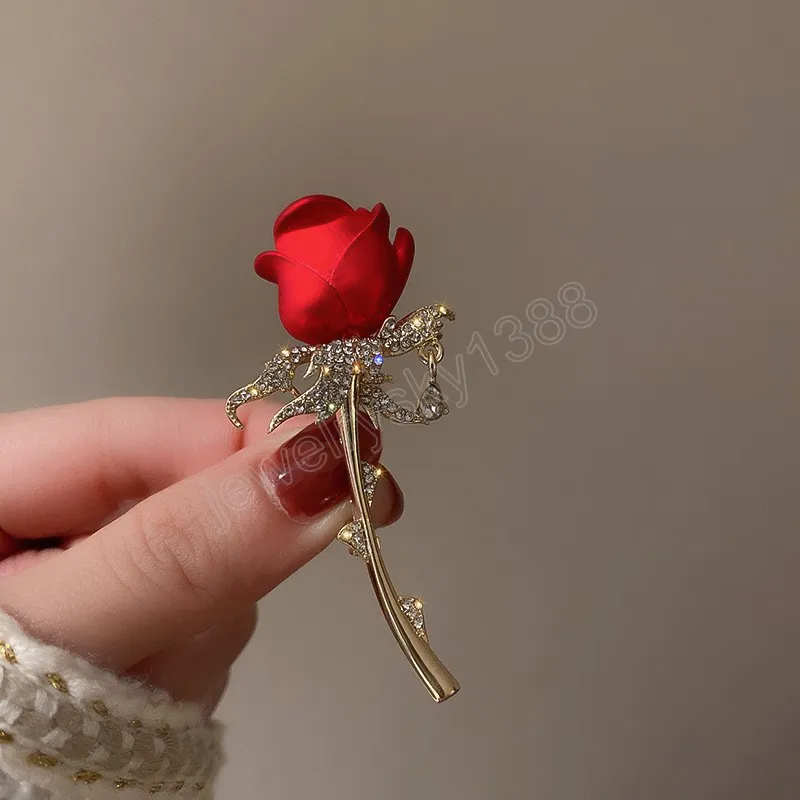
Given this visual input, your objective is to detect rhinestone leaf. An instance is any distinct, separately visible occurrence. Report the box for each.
[236,306,455,432]
[399,596,428,639]
[337,463,384,559]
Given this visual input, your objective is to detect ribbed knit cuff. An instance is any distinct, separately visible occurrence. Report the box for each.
[0,613,221,799]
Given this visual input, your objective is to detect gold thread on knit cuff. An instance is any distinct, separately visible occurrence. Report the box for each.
[92,699,109,715]
[0,633,215,793]
[73,770,103,784]
[0,640,17,663]
[27,752,59,768]
[46,672,69,693]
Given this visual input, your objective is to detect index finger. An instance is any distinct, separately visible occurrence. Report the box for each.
[0,396,290,538]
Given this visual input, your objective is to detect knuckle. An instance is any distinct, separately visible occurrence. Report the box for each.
[121,488,232,612]
[214,467,282,572]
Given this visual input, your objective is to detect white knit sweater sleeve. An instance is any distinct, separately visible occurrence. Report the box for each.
[0,612,221,799]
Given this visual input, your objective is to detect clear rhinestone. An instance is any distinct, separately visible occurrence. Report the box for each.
[398,596,426,638]
[419,383,446,421]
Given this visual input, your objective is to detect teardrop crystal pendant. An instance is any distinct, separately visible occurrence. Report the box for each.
[418,381,448,421]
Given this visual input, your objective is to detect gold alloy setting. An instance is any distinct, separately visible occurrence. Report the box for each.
[226,303,459,702]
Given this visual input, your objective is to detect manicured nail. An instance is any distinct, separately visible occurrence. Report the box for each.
[263,413,382,520]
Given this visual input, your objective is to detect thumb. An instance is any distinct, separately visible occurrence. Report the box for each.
[0,414,402,672]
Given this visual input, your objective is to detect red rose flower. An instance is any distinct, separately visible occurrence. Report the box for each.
[254,195,415,344]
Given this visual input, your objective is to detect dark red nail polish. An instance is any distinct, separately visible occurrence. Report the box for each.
[262,413,382,520]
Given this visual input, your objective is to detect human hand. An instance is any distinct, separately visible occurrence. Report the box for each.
[0,398,402,711]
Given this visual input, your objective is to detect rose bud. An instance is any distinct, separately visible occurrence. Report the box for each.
[254,195,415,344]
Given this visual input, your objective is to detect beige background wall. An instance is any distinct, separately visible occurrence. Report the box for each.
[1,2,799,798]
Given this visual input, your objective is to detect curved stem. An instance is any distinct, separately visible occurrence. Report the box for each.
[338,374,460,703]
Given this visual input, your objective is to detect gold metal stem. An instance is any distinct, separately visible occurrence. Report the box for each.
[338,374,460,703]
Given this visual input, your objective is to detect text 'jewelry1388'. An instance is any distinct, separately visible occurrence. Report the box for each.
[225,195,459,702]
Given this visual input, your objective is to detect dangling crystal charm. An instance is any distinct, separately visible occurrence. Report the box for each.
[418,381,448,421]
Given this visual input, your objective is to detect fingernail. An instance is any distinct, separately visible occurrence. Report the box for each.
[262,413,382,520]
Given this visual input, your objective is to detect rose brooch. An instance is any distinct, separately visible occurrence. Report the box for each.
[226,195,459,702]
